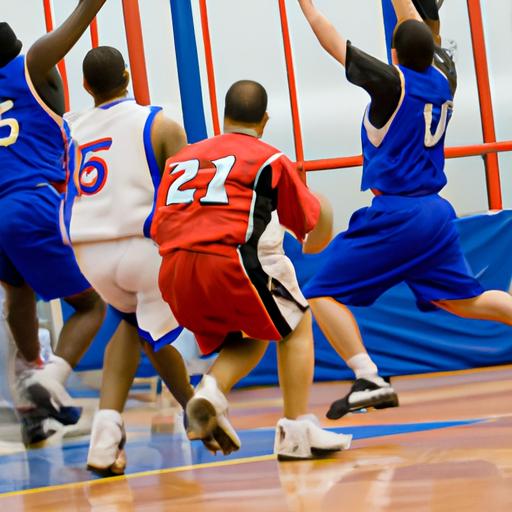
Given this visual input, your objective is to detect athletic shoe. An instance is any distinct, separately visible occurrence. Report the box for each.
[274,414,352,461]
[87,410,127,476]
[326,378,399,419]
[15,358,82,426]
[185,374,241,456]
[19,408,64,446]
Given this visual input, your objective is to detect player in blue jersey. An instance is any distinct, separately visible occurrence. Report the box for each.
[298,0,512,418]
[0,1,108,445]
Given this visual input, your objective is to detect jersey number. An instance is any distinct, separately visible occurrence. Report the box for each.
[166,155,236,205]
[424,101,453,148]
[78,138,113,195]
[0,100,20,147]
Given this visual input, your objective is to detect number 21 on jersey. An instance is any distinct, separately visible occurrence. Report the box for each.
[166,155,236,205]
[0,100,20,147]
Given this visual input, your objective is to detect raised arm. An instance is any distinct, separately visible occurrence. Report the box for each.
[298,0,347,67]
[27,0,107,83]
[151,112,188,175]
[391,0,423,24]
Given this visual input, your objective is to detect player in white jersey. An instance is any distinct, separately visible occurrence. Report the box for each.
[65,47,193,475]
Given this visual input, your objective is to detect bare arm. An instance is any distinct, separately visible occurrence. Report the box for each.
[391,0,423,23]
[298,0,347,67]
[151,112,188,174]
[302,192,333,254]
[27,0,107,83]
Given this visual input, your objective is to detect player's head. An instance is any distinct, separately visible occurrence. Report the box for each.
[0,22,22,68]
[392,19,435,72]
[82,46,129,104]
[223,80,269,138]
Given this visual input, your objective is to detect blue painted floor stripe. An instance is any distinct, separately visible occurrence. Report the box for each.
[0,419,483,494]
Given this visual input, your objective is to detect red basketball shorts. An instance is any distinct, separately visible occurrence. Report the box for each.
[158,247,308,355]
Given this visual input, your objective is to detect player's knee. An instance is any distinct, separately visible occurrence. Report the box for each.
[64,289,106,317]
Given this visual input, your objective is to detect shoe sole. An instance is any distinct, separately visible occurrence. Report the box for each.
[186,398,240,455]
[276,447,342,462]
[327,390,399,420]
[86,464,125,477]
[353,391,399,411]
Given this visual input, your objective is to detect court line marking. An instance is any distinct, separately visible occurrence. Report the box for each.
[0,454,276,499]
[0,416,496,499]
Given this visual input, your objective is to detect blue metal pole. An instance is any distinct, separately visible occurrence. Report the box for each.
[169,0,208,143]
[381,0,398,63]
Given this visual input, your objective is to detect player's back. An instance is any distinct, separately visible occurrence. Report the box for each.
[0,55,67,197]
[66,99,162,242]
[362,63,453,196]
[152,133,287,256]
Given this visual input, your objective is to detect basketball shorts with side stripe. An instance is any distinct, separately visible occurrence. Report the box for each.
[158,244,308,356]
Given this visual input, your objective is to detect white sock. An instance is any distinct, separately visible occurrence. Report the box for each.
[38,354,72,385]
[346,353,379,381]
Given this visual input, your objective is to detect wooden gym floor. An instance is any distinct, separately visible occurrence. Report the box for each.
[0,365,511,511]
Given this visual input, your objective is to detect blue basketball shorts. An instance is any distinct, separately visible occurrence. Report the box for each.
[0,185,91,301]
[304,194,485,310]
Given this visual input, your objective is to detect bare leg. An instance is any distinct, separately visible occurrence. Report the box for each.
[277,310,313,419]
[308,297,366,360]
[435,291,512,324]
[209,337,269,394]
[99,321,140,412]
[56,289,106,368]
[2,283,40,363]
[142,342,193,409]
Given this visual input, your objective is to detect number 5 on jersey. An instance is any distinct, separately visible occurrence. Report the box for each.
[78,138,113,195]
[166,155,236,205]
[0,100,20,147]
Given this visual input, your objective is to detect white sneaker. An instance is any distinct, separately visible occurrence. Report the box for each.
[274,414,352,461]
[186,375,241,455]
[87,410,127,476]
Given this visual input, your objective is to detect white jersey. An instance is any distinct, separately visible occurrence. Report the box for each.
[66,99,161,242]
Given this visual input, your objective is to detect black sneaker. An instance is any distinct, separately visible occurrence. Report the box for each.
[326,378,399,420]
[18,408,61,446]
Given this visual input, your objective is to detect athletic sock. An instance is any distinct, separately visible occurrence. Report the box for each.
[346,353,388,386]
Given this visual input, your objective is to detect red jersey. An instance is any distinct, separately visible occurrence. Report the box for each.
[151,133,320,256]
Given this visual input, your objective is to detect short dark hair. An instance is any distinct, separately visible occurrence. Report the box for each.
[83,46,128,96]
[224,80,268,124]
[0,22,22,68]
[393,20,435,72]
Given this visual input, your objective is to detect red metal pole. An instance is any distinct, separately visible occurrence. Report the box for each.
[90,17,99,48]
[121,0,151,105]
[42,0,70,111]
[303,140,512,172]
[199,0,221,136]
[278,0,305,165]
[466,0,502,210]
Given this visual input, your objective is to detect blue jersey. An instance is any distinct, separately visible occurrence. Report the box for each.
[361,64,453,196]
[0,55,68,197]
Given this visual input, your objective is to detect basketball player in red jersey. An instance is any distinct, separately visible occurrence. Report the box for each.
[152,80,351,459]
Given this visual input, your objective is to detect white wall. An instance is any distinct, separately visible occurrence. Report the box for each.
[3,1,511,232]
